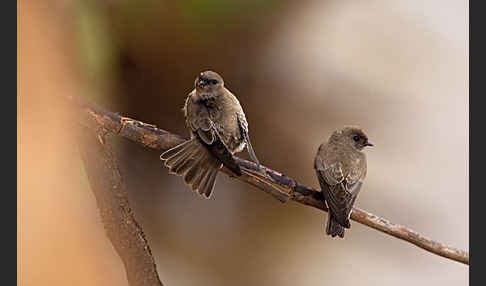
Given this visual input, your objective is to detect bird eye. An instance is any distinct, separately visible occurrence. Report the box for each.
[209,79,218,85]
[353,135,360,142]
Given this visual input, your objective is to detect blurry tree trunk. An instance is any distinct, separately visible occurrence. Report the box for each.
[77,119,163,286]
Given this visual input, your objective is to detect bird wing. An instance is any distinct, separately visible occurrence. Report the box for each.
[315,159,364,227]
[237,113,260,165]
[185,94,242,176]
[185,94,216,145]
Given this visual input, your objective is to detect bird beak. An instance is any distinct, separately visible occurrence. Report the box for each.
[365,142,374,147]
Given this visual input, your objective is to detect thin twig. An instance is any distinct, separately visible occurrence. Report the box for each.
[69,95,469,266]
[77,114,163,286]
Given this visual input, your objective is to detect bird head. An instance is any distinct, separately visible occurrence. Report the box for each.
[333,126,374,151]
[194,70,224,93]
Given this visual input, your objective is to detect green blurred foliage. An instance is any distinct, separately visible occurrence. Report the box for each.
[74,1,118,105]
[175,0,277,31]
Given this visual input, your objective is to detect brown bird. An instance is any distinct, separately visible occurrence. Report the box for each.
[314,126,373,238]
[160,71,260,198]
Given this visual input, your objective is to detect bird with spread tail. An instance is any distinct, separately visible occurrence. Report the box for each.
[160,71,260,198]
[314,126,373,238]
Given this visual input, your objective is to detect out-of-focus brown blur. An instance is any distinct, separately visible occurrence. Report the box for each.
[19,0,468,285]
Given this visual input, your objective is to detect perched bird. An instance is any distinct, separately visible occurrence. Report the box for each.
[160,71,260,198]
[314,126,373,238]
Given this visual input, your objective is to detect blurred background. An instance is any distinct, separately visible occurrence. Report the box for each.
[19,0,468,285]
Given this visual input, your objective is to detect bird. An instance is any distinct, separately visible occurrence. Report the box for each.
[314,126,373,238]
[160,70,260,198]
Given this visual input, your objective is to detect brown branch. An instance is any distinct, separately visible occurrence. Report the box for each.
[69,95,469,266]
[76,113,163,286]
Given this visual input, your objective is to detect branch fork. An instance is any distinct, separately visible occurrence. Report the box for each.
[70,95,469,274]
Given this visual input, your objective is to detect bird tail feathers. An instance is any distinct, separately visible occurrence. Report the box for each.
[160,139,222,198]
[326,212,346,238]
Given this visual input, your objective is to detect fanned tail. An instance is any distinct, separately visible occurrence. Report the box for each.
[160,139,222,198]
